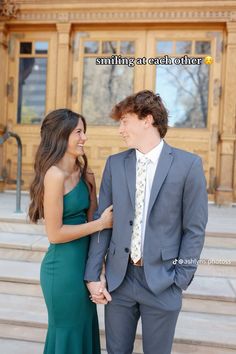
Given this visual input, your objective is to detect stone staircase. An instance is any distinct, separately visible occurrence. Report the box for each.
[0,219,236,354]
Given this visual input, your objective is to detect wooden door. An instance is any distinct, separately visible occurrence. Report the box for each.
[145,30,223,201]
[71,30,146,187]
[71,29,223,198]
[5,31,57,190]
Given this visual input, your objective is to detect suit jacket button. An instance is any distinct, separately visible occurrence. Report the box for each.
[124,248,129,253]
[129,221,133,226]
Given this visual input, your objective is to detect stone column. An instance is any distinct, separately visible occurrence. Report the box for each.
[55,23,71,108]
[216,22,236,205]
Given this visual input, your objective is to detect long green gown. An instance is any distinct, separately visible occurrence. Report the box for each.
[40,178,101,354]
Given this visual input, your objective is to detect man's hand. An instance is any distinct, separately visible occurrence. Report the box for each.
[86,279,112,304]
[98,271,112,303]
[92,287,112,304]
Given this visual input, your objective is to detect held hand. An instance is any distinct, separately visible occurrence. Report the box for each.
[86,281,108,304]
[86,281,104,296]
[100,205,113,230]
[102,287,112,302]
[91,287,112,304]
[100,272,112,302]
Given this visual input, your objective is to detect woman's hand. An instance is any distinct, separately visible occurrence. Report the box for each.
[100,205,113,229]
[88,271,112,304]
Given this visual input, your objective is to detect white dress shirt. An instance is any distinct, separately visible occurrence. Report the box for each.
[135,139,164,255]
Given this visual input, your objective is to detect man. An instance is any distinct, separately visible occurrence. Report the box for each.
[85,90,208,354]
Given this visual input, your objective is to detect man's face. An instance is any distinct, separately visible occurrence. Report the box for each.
[118,112,146,149]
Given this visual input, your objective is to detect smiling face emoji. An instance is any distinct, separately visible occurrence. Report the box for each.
[204,56,213,65]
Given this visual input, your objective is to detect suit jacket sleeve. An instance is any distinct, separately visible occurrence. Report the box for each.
[174,156,208,290]
[84,156,113,282]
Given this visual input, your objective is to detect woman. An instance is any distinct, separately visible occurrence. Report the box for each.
[28,109,113,354]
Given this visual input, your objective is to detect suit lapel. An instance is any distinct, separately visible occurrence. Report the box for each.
[124,149,136,209]
[147,142,173,219]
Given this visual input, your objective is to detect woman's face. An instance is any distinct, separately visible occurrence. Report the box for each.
[66,118,87,157]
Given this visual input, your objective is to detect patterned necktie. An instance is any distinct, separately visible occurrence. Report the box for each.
[130,156,149,263]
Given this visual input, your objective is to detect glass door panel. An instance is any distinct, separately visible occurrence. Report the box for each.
[6,32,57,190]
[145,30,223,202]
[155,39,211,128]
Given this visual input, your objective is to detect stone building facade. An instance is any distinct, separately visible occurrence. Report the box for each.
[0,0,236,204]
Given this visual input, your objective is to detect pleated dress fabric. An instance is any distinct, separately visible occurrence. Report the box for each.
[40,179,101,354]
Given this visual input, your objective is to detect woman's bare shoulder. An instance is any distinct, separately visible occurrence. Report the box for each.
[44,166,65,187]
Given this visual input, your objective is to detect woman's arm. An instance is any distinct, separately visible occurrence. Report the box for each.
[86,168,98,222]
[43,167,111,244]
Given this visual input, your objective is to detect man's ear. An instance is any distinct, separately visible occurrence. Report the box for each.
[144,114,154,127]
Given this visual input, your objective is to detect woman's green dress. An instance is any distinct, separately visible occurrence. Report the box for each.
[40,179,101,354]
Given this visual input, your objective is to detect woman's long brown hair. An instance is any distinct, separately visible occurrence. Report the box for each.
[29,109,89,223]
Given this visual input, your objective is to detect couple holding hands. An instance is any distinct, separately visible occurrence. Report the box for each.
[29,90,208,354]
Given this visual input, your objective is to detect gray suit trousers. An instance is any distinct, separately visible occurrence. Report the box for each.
[105,263,182,354]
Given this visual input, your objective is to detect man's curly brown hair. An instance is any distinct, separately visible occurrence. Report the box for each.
[110,90,168,138]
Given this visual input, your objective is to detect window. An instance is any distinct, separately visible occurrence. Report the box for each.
[17,41,48,124]
[155,40,211,128]
[81,39,135,125]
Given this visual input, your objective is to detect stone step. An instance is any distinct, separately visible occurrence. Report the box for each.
[0,325,126,354]
[183,276,236,315]
[0,294,236,352]
[186,275,236,302]
[0,338,107,354]
[0,260,40,284]
[182,297,236,316]
[0,221,45,236]
[0,338,44,354]
[201,247,236,266]
[0,220,235,243]
[0,281,42,297]
[0,259,236,315]
[0,232,48,252]
[0,339,236,354]
[175,312,236,350]
[0,215,236,238]
[1,279,235,316]
[197,263,236,278]
[172,343,236,354]
[1,229,236,266]
[0,247,45,262]
[204,236,236,249]
[1,208,236,239]
[0,231,47,262]
[0,338,109,354]
[206,204,236,236]
[206,231,236,239]
[0,259,235,302]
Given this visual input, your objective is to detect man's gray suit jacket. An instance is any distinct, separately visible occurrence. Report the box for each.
[84,142,208,295]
